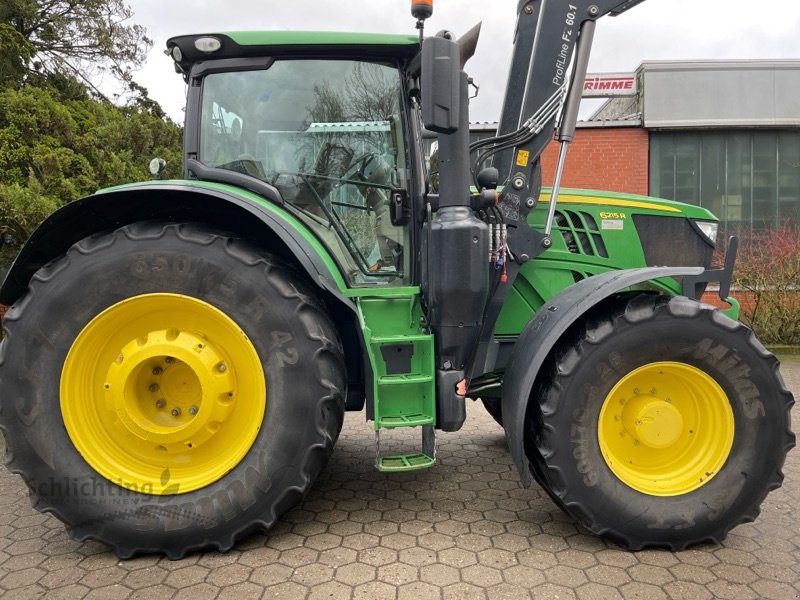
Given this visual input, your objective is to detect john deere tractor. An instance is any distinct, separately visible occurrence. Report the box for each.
[0,0,793,558]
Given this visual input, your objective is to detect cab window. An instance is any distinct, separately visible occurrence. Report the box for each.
[200,60,409,286]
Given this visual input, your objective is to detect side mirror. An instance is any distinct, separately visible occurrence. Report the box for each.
[421,33,461,134]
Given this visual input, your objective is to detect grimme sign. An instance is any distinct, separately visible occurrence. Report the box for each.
[583,73,637,97]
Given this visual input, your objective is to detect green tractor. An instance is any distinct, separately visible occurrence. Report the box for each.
[0,0,793,558]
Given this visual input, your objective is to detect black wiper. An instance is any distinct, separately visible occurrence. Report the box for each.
[290,171,394,192]
[279,171,399,279]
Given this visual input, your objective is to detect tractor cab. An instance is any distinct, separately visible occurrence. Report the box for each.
[167,32,423,285]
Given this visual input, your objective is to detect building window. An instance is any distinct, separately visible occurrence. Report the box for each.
[650,130,800,228]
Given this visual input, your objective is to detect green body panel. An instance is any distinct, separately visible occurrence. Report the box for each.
[494,187,715,335]
[539,186,714,218]
[226,31,419,48]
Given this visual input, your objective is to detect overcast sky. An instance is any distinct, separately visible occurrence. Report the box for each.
[126,0,799,124]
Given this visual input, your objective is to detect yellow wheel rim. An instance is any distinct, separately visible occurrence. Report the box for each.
[598,361,734,496]
[61,293,265,494]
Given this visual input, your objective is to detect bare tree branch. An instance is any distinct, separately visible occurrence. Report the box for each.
[1,0,152,95]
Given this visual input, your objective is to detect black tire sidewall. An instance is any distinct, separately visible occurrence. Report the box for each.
[1,224,345,555]
[481,398,503,427]
[537,297,788,547]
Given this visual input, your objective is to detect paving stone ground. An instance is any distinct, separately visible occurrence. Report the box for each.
[1,360,798,600]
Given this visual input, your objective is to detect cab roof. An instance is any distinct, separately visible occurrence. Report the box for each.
[167,31,420,76]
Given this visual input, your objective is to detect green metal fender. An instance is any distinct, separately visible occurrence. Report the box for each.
[500,266,704,487]
[0,181,350,306]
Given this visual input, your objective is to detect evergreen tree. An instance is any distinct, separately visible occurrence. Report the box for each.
[0,2,183,277]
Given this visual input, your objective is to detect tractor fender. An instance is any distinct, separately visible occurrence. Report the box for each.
[0,181,349,306]
[501,266,704,486]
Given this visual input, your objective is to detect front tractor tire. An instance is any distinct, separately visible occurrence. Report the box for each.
[527,293,794,550]
[0,222,346,558]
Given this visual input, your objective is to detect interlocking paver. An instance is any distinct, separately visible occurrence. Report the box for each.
[750,579,800,600]
[489,581,536,599]
[397,580,442,600]
[260,580,306,599]
[502,564,546,588]
[0,359,798,599]
[354,580,396,599]
[213,582,263,600]
[586,564,632,587]
[205,563,251,586]
[307,579,351,600]
[619,580,669,600]
[359,545,398,568]
[1,585,46,600]
[378,561,418,586]
[576,581,625,600]
[662,580,714,600]
[667,562,716,585]
[130,584,176,600]
[46,583,91,600]
[335,562,376,586]
[84,584,133,600]
[533,582,578,599]
[292,563,334,587]
[316,546,357,567]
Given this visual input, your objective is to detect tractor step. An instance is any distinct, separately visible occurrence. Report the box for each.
[377,453,436,472]
[370,336,435,431]
[375,425,436,472]
[356,296,437,433]
[378,412,434,428]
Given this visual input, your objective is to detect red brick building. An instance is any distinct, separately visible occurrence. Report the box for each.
[539,125,649,195]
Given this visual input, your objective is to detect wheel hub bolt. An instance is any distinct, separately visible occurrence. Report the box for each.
[217,363,227,373]
[152,366,163,375]
[165,357,175,364]
[171,407,181,417]
[188,405,198,415]
[149,383,160,392]
[155,398,166,409]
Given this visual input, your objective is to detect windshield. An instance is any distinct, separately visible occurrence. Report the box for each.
[199,59,410,286]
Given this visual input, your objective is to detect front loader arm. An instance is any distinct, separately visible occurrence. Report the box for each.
[491,0,646,188]
[468,0,649,378]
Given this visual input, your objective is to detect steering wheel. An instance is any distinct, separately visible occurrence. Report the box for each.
[341,152,377,182]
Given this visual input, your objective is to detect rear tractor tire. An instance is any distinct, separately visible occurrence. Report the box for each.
[527,293,794,550]
[0,222,346,558]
